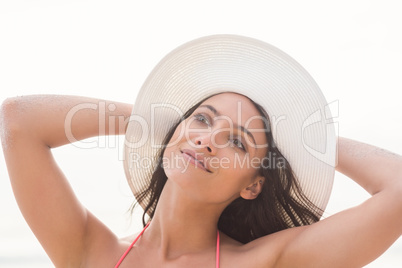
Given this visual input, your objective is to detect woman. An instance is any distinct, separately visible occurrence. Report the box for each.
[2,35,402,267]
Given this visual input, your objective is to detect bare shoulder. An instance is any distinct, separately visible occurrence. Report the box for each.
[219,226,307,268]
[80,213,141,268]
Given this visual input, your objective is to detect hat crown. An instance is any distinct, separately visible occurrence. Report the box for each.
[124,34,336,222]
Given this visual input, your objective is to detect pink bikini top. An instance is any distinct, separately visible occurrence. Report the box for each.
[115,223,220,268]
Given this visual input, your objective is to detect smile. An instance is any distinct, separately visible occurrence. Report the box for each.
[181,149,212,173]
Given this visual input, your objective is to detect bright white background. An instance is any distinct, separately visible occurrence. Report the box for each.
[0,1,401,267]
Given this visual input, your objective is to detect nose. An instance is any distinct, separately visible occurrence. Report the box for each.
[194,135,215,154]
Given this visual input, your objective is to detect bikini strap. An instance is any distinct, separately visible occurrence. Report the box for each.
[115,223,220,268]
[216,230,220,268]
[114,222,150,268]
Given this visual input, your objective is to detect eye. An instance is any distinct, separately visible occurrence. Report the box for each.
[230,136,246,151]
[194,113,211,126]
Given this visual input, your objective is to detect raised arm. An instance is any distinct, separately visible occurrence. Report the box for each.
[0,95,132,267]
[276,137,402,267]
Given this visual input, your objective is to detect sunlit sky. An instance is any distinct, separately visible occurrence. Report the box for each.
[1,1,401,267]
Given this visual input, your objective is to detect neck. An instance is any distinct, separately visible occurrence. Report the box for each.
[143,179,225,260]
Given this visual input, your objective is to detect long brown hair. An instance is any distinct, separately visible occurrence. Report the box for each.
[132,93,321,243]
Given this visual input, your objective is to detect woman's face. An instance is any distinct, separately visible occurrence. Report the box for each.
[163,93,268,204]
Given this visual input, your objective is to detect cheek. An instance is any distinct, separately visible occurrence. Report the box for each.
[223,154,261,186]
[162,146,185,180]
[166,124,185,148]
[223,152,259,176]
[162,124,188,177]
[216,156,255,190]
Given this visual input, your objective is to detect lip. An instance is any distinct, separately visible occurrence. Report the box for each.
[181,149,212,173]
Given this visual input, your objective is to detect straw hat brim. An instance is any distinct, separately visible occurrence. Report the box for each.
[123,34,336,221]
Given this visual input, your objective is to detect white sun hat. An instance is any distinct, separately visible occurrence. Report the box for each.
[123,34,336,221]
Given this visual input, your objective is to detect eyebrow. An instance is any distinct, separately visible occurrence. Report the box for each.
[199,104,257,145]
